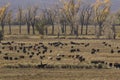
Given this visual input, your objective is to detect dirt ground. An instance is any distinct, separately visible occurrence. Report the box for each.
[0,68,120,80]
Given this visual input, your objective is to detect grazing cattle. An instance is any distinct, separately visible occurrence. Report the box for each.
[2,40,120,70]
[3,56,9,60]
[71,46,74,48]
[96,49,100,52]
[14,57,18,60]
[102,42,106,44]
[40,56,45,59]
[91,49,96,54]
[38,52,41,54]
[85,43,90,47]
[4,53,8,55]
[9,57,13,60]
[19,56,25,59]
[36,53,40,56]
[104,43,108,46]
[37,61,47,68]
[68,55,72,58]
[31,52,35,55]
[114,63,120,68]
[19,47,23,50]
[23,47,27,53]
[109,63,113,67]
[1,42,11,45]
[64,43,68,46]
[78,56,85,62]
[61,55,65,57]
[14,46,17,51]
[2,47,5,49]
[77,49,80,52]
[17,50,20,53]
[40,56,43,59]
[108,45,111,47]
[70,49,76,53]
[49,50,52,53]
[9,46,13,51]
[48,42,64,47]
[29,55,33,58]
[91,48,100,54]
[42,50,47,54]
[118,50,120,53]
[70,48,80,53]
[71,41,80,45]
[27,52,30,55]
[117,47,119,49]
[111,49,114,53]
[91,60,105,64]
[75,55,80,58]
[39,42,43,45]
[56,57,61,61]
[60,46,63,48]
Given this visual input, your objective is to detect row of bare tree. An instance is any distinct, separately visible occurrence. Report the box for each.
[0,0,120,39]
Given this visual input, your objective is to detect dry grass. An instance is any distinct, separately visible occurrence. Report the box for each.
[0,68,120,80]
[0,26,120,80]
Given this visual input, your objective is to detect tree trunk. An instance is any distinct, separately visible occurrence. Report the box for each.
[61,24,64,34]
[81,24,83,35]
[19,24,21,34]
[70,26,72,35]
[1,23,4,34]
[94,24,97,35]
[76,25,79,38]
[85,25,88,35]
[64,23,66,36]
[70,24,74,35]
[27,24,30,35]
[9,24,11,35]
[112,25,116,39]
[52,23,54,35]
[45,27,48,35]
[98,24,102,36]
[32,25,35,35]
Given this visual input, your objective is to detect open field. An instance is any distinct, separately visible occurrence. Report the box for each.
[1,26,120,80]
[0,68,120,80]
[1,38,120,80]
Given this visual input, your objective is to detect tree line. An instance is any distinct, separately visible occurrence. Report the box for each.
[0,0,120,39]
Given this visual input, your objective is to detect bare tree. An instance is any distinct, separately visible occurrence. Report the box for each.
[60,0,81,36]
[45,8,57,35]
[17,6,24,34]
[93,0,111,38]
[35,13,47,36]
[0,5,9,34]
[103,14,117,39]
[116,10,120,25]
[79,6,86,35]
[59,13,67,36]
[84,5,93,35]
[25,7,32,35]
[7,10,12,34]
[30,6,38,35]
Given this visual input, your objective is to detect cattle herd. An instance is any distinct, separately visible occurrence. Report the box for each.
[0,40,120,69]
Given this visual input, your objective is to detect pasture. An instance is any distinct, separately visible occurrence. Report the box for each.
[0,26,120,80]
